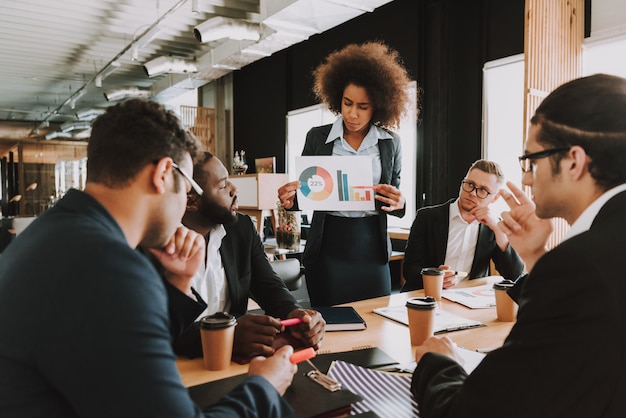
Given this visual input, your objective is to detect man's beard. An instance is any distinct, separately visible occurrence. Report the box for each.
[199,196,237,225]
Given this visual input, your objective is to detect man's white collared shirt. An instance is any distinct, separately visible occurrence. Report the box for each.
[193,224,230,318]
[444,199,479,281]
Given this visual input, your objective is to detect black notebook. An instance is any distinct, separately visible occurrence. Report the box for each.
[314,306,367,331]
[311,346,399,374]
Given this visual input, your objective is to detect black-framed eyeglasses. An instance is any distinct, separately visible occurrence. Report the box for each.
[172,163,204,196]
[518,148,570,173]
[461,180,492,199]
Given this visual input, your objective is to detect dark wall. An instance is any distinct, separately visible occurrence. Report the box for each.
[233,0,525,207]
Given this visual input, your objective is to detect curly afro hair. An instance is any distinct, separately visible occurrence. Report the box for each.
[312,41,415,130]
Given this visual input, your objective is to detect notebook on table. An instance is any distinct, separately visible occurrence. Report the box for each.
[313,306,367,331]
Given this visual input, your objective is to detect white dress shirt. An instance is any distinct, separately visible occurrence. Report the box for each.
[325,116,390,217]
[444,199,479,281]
[192,224,230,318]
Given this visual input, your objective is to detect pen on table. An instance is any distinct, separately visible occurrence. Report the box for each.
[458,345,496,354]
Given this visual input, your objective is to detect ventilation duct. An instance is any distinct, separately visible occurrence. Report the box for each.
[194,16,261,43]
[44,131,73,140]
[60,121,92,133]
[104,87,151,102]
[75,108,106,121]
[143,56,198,78]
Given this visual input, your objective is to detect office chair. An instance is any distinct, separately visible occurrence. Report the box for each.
[269,258,304,291]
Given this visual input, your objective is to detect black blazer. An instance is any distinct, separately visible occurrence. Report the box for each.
[292,124,405,267]
[412,190,626,417]
[166,213,300,358]
[402,198,524,291]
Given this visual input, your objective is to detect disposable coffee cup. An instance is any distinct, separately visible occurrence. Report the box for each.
[406,296,438,346]
[199,312,237,371]
[493,280,518,322]
[421,267,444,301]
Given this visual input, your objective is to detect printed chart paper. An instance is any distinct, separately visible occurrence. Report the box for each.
[442,284,497,309]
[295,156,374,211]
[372,306,484,333]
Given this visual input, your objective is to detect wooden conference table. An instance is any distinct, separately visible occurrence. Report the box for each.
[177,277,513,388]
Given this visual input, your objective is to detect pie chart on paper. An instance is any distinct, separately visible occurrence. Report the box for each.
[299,166,333,201]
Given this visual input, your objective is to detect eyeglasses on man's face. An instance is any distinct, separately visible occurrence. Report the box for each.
[461,180,492,199]
[172,163,204,196]
[518,148,570,173]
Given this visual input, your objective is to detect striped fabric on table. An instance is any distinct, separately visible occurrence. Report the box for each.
[327,360,419,417]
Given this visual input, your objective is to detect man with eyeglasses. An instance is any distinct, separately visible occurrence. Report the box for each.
[411,74,626,417]
[401,159,524,291]
[0,99,297,417]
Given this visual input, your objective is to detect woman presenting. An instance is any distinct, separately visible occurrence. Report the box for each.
[278,41,415,307]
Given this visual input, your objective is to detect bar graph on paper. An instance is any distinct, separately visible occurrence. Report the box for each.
[295,156,375,211]
[336,170,373,202]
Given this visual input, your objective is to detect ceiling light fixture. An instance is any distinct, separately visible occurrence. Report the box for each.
[104,87,151,102]
[95,61,121,87]
[194,16,260,43]
[143,56,198,78]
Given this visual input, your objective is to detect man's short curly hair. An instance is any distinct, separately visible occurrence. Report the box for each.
[312,41,415,130]
[87,99,202,188]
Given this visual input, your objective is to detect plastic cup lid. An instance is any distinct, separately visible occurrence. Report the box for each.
[406,296,438,310]
[493,279,516,290]
[199,312,237,329]
[421,267,444,276]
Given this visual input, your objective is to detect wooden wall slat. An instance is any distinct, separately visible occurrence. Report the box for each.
[524,0,584,250]
[180,105,216,155]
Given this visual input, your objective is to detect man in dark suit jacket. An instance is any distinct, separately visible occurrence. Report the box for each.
[402,160,524,291]
[165,152,325,359]
[0,99,296,417]
[411,74,626,417]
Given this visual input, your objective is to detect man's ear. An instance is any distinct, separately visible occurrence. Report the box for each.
[566,145,588,181]
[490,192,501,203]
[152,157,173,194]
